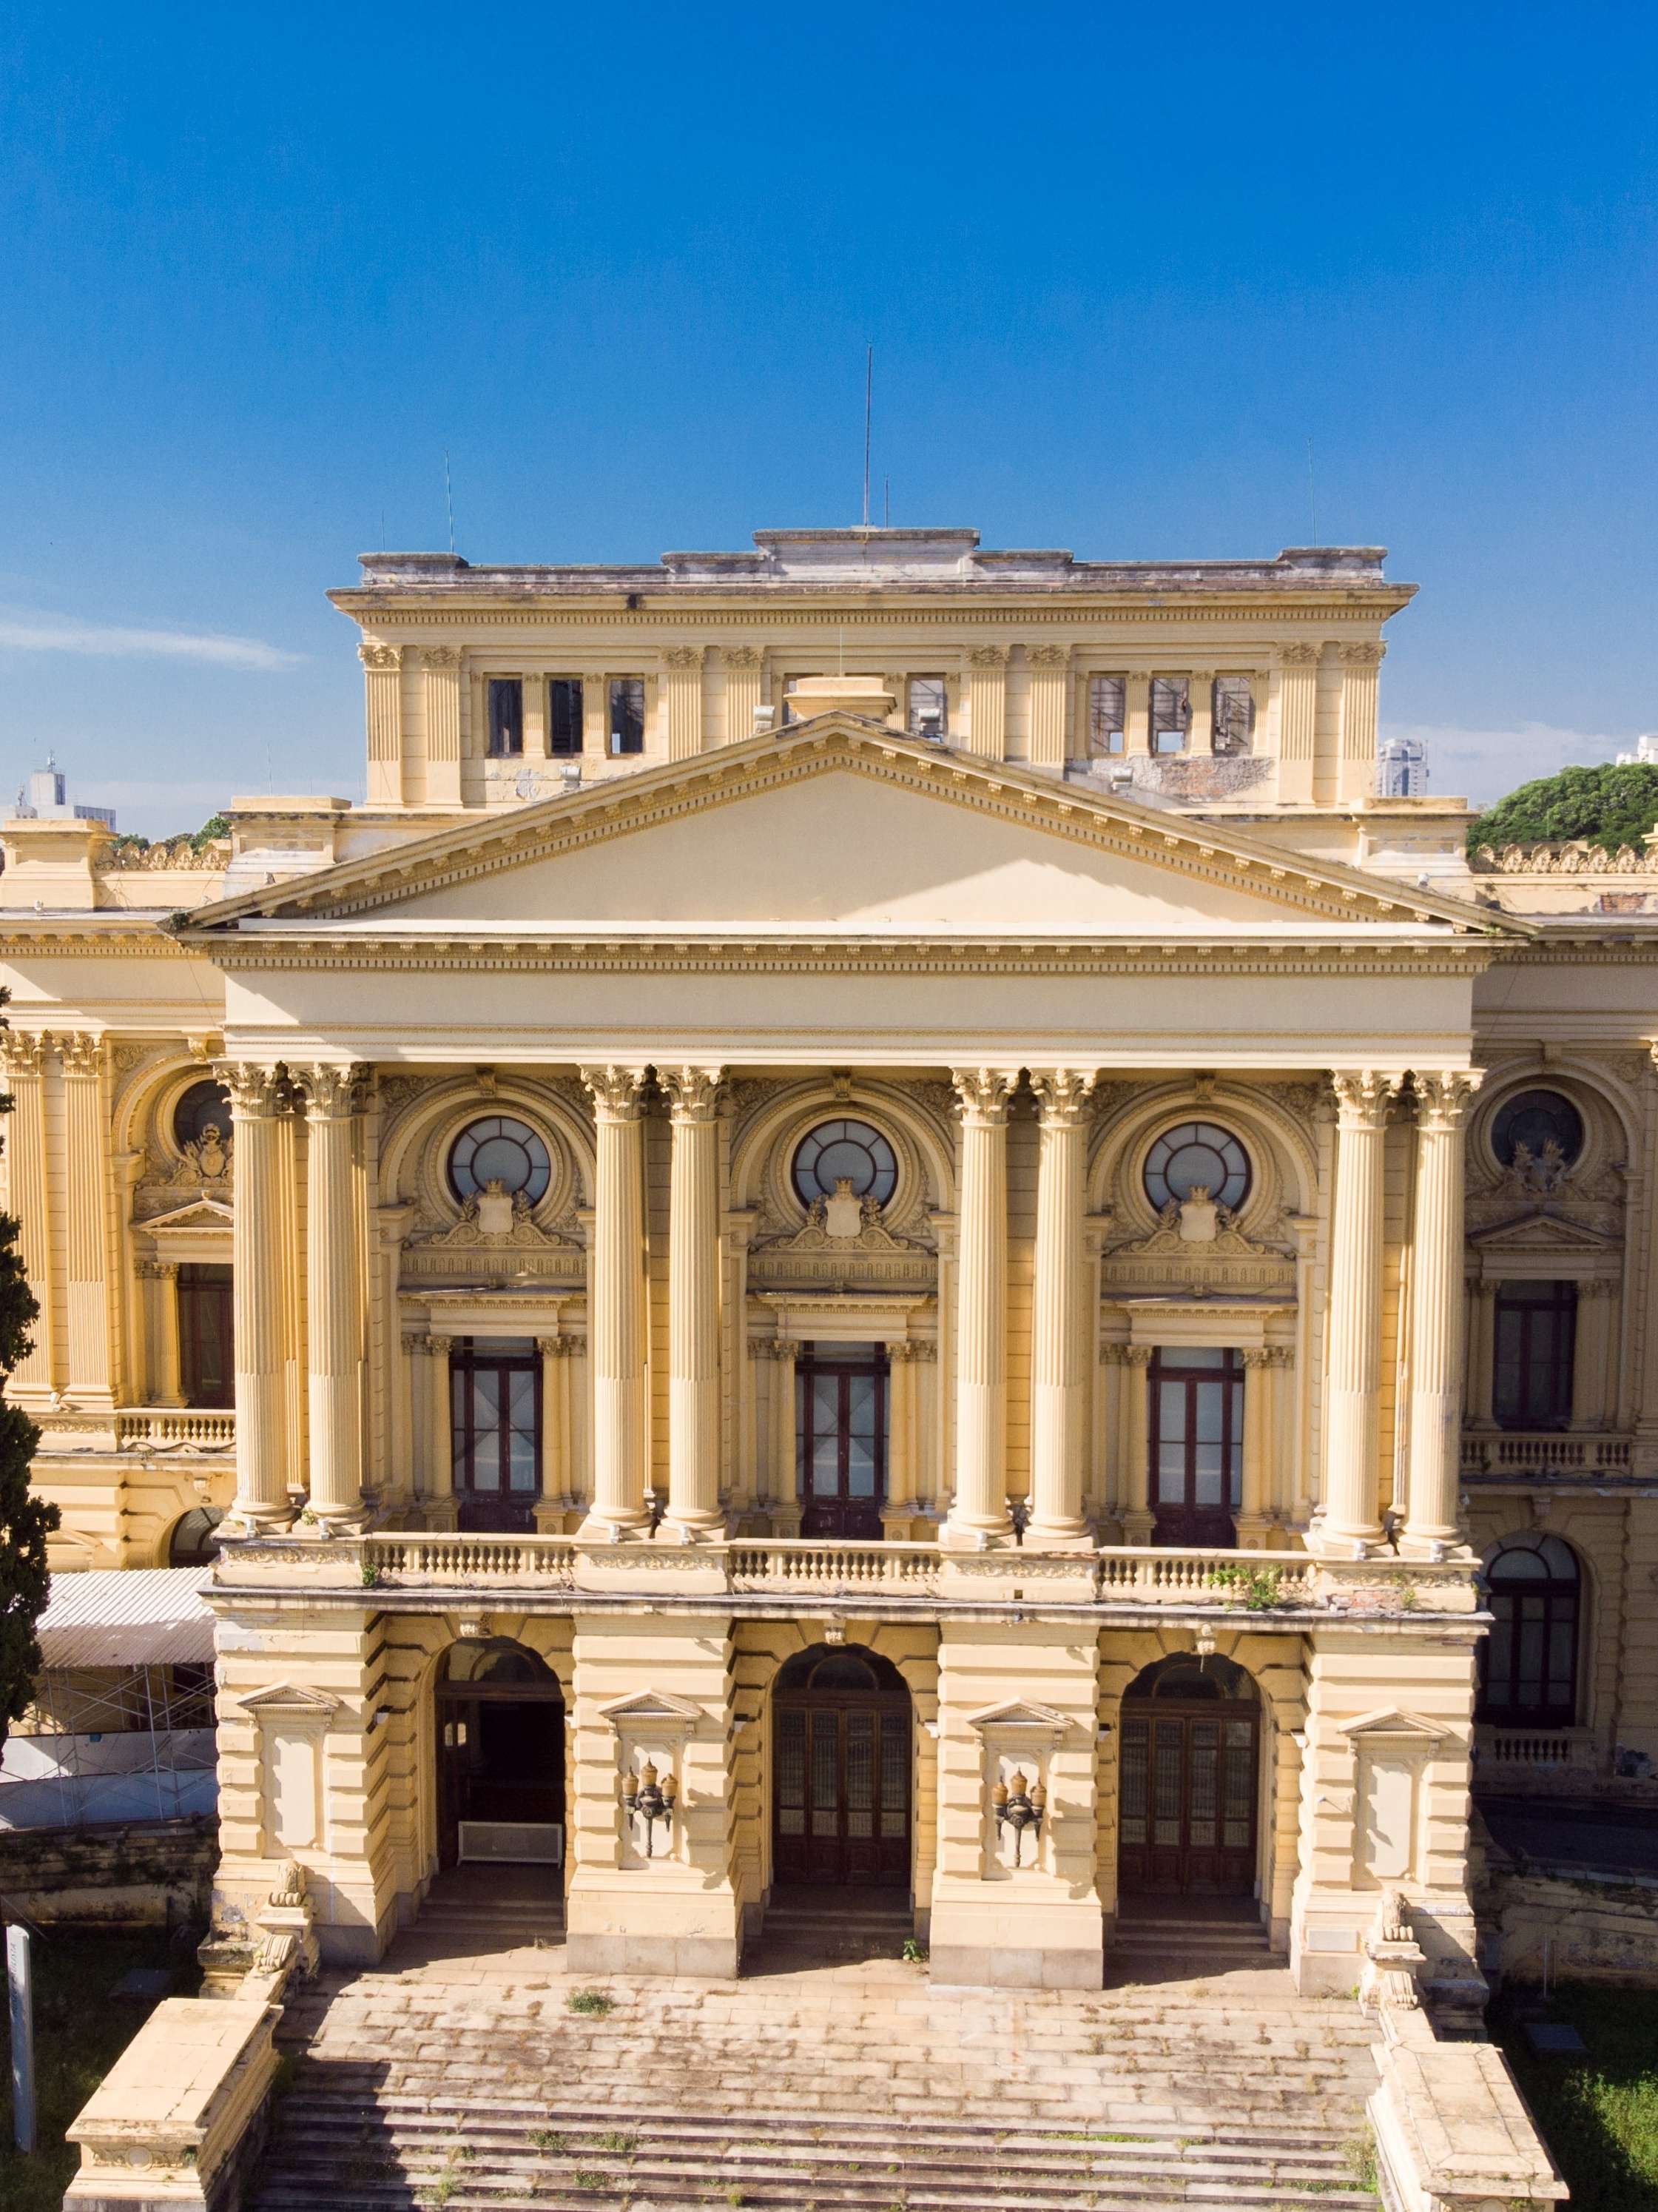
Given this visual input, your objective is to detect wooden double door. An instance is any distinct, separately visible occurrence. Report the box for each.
[1118,1702,1258,1896]
[773,1693,911,1887]
[795,1342,889,1540]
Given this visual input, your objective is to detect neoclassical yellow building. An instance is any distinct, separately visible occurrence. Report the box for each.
[4,525,1654,2001]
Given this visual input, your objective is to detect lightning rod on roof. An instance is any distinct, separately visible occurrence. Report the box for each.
[445,449,456,557]
[863,346,872,529]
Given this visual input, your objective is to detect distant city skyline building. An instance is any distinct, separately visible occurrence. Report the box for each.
[1615,733,1658,767]
[1376,733,1427,798]
[10,752,116,830]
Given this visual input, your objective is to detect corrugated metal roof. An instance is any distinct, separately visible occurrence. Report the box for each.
[36,1567,215,1670]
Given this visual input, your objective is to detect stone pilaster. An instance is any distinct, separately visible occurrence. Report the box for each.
[1338,642,1385,806]
[1119,1345,1153,1543]
[721,646,763,745]
[360,641,404,806]
[422,646,462,805]
[1571,1280,1614,1431]
[60,1032,116,1406]
[883,1340,923,1535]
[0,1030,53,1392]
[302,1064,366,1527]
[1274,644,1319,804]
[944,1069,1017,1547]
[1464,1278,1496,1428]
[966,647,1007,760]
[662,647,705,760]
[661,1066,724,1536]
[1237,1346,1275,1547]
[143,1261,183,1408]
[1403,1072,1481,1555]
[1319,1070,1401,1554]
[1026,1070,1095,1545]
[226,1064,294,1527]
[1026,645,1069,767]
[579,1065,650,1537]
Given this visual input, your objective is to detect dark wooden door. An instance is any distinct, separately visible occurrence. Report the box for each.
[796,1345,887,1540]
[436,1686,565,1867]
[773,1697,910,1886]
[178,1264,234,1408]
[450,1341,542,1533]
[1118,1705,1258,1896]
[1150,1347,1243,1547]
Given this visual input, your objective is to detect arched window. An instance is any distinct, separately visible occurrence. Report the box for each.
[448,1115,553,1207]
[1143,1122,1251,1214]
[1478,1536,1581,1727]
[174,1080,232,1152]
[792,1119,898,1209]
[168,1506,224,1567]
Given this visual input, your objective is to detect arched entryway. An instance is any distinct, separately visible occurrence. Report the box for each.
[436,1639,565,1869]
[1117,1653,1259,1898]
[772,1643,911,1891]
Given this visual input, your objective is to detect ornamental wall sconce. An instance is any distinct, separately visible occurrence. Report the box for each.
[622,1760,677,1858]
[991,1769,1045,1866]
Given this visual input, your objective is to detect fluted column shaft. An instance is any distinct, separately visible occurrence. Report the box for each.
[946,1068,1017,1544]
[1404,1071,1480,1550]
[1121,1346,1153,1542]
[1323,1071,1401,1550]
[0,1033,53,1391]
[1028,1069,1096,1542]
[148,1263,183,1406]
[303,1064,365,1522]
[61,1033,113,1401]
[227,1064,292,1525]
[581,1066,650,1535]
[663,1066,724,1535]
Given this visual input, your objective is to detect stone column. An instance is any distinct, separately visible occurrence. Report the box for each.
[146,1263,183,1407]
[0,1032,52,1392]
[1321,1071,1402,1553]
[1119,1345,1153,1543]
[883,1341,918,1535]
[226,1064,293,1527]
[361,641,404,806]
[1404,1071,1481,1554]
[945,1069,1017,1546]
[1571,1280,1614,1431]
[580,1065,650,1537]
[1027,645,1069,768]
[1465,1279,1497,1428]
[966,648,1008,760]
[768,1339,801,1534]
[301,1064,365,1525]
[1027,1070,1096,1546]
[663,648,706,759]
[61,1032,115,1404]
[662,1066,724,1537]
[1238,1347,1274,1547]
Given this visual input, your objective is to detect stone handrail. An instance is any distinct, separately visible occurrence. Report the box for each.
[365,1532,579,1586]
[729,1540,942,1595]
[117,1408,237,1450]
[1472,836,1657,875]
[1461,1428,1632,1476]
[1096,1547,1314,1601]
[1476,1724,1593,1771]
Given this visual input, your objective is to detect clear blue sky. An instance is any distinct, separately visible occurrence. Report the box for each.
[1,4,1655,836]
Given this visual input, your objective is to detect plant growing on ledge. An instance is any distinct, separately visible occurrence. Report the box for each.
[1206,1563,1288,1611]
[0,989,58,1752]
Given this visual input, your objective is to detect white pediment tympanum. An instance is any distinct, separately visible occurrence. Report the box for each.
[1337,1707,1449,1742]
[136,1198,235,1234]
[237,1682,339,1720]
[1469,1209,1620,1256]
[968,1698,1072,1738]
[598,1689,704,1729]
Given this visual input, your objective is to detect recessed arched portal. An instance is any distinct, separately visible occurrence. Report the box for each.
[1117,1653,1259,1899]
[435,1639,565,1869]
[772,1643,911,1892]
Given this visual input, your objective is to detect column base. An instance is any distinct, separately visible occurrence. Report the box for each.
[1396,1532,1474,1563]
[659,1514,725,1544]
[1119,1510,1154,1547]
[1021,1522,1095,1553]
[1234,1513,1278,1552]
[940,1514,1016,1551]
[565,1877,741,1979]
[1304,1525,1390,1561]
[576,1509,650,1541]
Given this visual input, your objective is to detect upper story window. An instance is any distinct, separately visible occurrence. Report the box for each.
[1143,1121,1251,1214]
[908,676,947,739]
[1150,676,1190,755]
[1212,676,1256,756]
[608,676,645,756]
[1088,676,1126,756]
[792,1117,898,1209]
[1492,1088,1584,1172]
[1493,1280,1576,1431]
[175,1079,232,1151]
[488,678,524,758]
[549,679,584,757]
[448,1115,553,1207]
[1477,1534,1580,1727]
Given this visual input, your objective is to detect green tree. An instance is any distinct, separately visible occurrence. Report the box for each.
[1467,762,1658,860]
[0,990,56,1751]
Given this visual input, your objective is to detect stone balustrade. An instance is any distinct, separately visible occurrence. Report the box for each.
[1461,1429,1634,1476]
[118,1408,237,1450]
[1475,1724,1594,1772]
[211,1533,1477,1616]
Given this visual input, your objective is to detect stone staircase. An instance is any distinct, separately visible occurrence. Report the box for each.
[254,1932,1381,2211]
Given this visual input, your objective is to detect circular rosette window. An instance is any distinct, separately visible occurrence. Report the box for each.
[791,1117,899,1209]
[448,1115,553,1206]
[1142,1121,1251,1214]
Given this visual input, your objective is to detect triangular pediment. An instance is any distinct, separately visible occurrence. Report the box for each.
[968,1698,1071,1735]
[1469,1208,1620,1253]
[236,1681,337,1718]
[181,719,1505,945]
[138,1198,235,1232]
[1338,1706,1449,1741]
[598,1688,704,1727]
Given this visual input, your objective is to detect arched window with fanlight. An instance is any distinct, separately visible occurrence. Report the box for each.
[1477,1535,1582,1727]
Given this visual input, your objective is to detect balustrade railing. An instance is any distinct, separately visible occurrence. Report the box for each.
[115,1408,237,1450]
[1476,1725,1593,1772]
[365,1534,578,1587]
[729,1542,940,1595]
[1461,1431,1633,1476]
[1096,1548,1315,1602]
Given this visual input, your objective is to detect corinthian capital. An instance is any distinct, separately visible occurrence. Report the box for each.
[1028,1069,1097,1127]
[968,645,1008,669]
[220,1062,289,1117]
[951,1068,1017,1125]
[300,1063,366,1119]
[1330,1070,1403,1128]
[0,1029,48,1078]
[359,639,403,672]
[58,1032,105,1079]
[581,1064,650,1121]
[660,1065,724,1121]
[1412,1069,1483,1132]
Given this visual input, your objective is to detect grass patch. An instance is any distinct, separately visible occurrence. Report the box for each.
[0,1925,203,2212]
[566,1988,615,2016]
[1490,1981,1658,2211]
[528,2127,566,2153]
[595,2128,637,2154]
[900,1938,927,1964]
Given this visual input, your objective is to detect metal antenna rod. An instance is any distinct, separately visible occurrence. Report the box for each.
[1307,437,1318,548]
[445,449,456,556]
[863,346,872,528]
[885,477,890,529]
